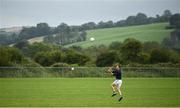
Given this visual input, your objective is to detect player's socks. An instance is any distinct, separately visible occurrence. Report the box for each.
[118,96,123,101]
[111,93,117,97]
[111,91,117,97]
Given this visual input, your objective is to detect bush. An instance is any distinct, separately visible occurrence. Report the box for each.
[169,13,180,28]
[96,51,119,67]
[109,41,122,50]
[34,51,53,66]
[34,51,63,66]
[150,48,170,63]
[25,42,59,57]
[84,61,96,67]
[121,38,143,63]
[0,48,11,66]
[14,40,29,49]
[8,47,23,63]
[169,50,180,63]
[143,41,161,52]
[138,52,150,64]
[51,62,70,67]
[0,47,23,66]
[64,50,90,66]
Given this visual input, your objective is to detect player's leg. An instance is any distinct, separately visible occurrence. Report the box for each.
[117,87,122,96]
[117,80,123,101]
[111,81,117,97]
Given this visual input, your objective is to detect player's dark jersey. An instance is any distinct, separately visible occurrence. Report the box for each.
[112,69,122,80]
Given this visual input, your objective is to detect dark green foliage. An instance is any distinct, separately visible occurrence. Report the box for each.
[163,14,180,50]
[126,13,148,25]
[126,16,137,25]
[14,40,29,49]
[19,27,38,39]
[80,31,87,41]
[44,23,87,45]
[137,52,150,64]
[36,23,51,35]
[0,32,19,45]
[162,37,173,48]
[135,13,148,24]
[169,50,180,63]
[54,23,70,34]
[109,41,122,50]
[34,51,63,66]
[25,42,58,57]
[114,20,127,27]
[69,45,82,52]
[19,23,50,40]
[0,48,10,66]
[150,48,170,63]
[97,21,114,28]
[34,51,53,66]
[160,10,172,22]
[81,22,96,30]
[51,51,63,63]
[121,38,143,63]
[96,51,119,67]
[64,50,90,66]
[8,48,23,63]
[143,41,161,52]
[169,13,180,28]
[162,29,180,50]
[70,25,82,32]
[0,47,23,66]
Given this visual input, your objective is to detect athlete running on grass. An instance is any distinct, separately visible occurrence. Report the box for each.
[108,63,123,101]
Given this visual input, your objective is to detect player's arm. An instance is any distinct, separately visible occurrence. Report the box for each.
[108,67,113,75]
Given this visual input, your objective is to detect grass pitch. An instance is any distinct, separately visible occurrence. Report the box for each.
[0,78,180,107]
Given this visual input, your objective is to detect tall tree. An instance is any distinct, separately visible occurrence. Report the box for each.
[161,10,172,22]
[55,23,70,34]
[169,13,180,28]
[81,22,96,30]
[136,13,148,24]
[36,23,50,35]
[121,38,143,63]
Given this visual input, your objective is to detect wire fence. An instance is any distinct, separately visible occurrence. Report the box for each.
[0,67,180,78]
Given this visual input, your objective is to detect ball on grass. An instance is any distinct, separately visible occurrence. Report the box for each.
[71,67,74,70]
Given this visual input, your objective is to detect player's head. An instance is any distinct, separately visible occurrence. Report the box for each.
[114,63,121,69]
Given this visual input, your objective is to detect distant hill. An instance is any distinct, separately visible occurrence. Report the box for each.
[27,36,45,44]
[3,23,173,47]
[65,23,173,48]
[0,26,23,33]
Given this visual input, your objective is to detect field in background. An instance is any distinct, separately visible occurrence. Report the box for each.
[66,23,172,48]
[27,36,45,44]
[0,78,180,107]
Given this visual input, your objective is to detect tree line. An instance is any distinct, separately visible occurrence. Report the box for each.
[74,10,173,31]
[0,10,177,46]
[1,37,180,67]
[162,13,180,51]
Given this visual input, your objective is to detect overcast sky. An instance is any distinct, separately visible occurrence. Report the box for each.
[0,0,180,28]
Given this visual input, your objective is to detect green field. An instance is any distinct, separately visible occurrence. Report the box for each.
[66,23,172,48]
[0,78,180,107]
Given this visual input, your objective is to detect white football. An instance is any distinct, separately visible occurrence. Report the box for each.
[71,67,74,70]
[90,37,95,41]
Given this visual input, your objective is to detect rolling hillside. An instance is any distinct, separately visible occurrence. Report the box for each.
[27,36,45,44]
[65,23,172,48]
